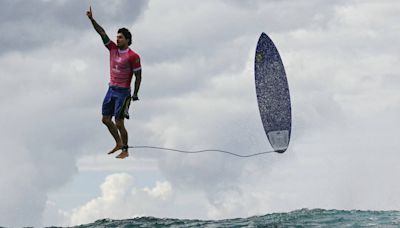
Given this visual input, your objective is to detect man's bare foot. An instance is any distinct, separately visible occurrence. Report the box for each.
[107,144,123,155]
[116,150,129,159]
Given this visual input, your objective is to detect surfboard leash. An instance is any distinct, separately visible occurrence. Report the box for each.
[127,145,276,158]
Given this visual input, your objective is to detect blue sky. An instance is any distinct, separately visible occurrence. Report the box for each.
[0,0,399,226]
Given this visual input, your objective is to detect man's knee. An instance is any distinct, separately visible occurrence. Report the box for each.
[115,119,125,129]
[102,116,113,125]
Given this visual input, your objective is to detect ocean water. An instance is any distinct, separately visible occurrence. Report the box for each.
[48,209,400,228]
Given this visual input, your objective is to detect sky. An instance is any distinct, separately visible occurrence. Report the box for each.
[0,0,399,227]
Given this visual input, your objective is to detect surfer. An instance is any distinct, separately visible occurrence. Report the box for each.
[86,6,142,159]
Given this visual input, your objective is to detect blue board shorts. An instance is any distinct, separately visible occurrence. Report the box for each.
[102,86,131,119]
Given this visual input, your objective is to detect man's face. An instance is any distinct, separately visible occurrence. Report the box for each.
[116,33,129,49]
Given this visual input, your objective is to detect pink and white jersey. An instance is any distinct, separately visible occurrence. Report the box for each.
[105,41,141,88]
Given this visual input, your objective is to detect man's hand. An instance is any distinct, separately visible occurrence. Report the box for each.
[86,6,109,43]
[131,95,139,101]
[86,6,93,19]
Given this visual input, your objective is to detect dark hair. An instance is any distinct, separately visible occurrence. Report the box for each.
[118,27,132,46]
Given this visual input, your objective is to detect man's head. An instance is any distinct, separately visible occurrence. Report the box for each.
[116,28,132,49]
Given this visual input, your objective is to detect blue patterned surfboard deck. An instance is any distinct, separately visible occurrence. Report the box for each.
[255,33,291,153]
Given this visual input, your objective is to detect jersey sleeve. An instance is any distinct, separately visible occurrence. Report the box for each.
[104,40,117,51]
[130,53,142,72]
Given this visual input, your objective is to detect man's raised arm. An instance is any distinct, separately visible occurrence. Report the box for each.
[86,6,110,44]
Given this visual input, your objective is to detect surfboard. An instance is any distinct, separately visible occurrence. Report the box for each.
[254,33,291,153]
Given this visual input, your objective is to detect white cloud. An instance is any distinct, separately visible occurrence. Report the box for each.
[66,173,173,226]
[0,0,148,54]
[144,181,172,200]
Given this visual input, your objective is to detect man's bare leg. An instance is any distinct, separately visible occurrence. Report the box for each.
[115,118,129,159]
[102,116,123,154]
